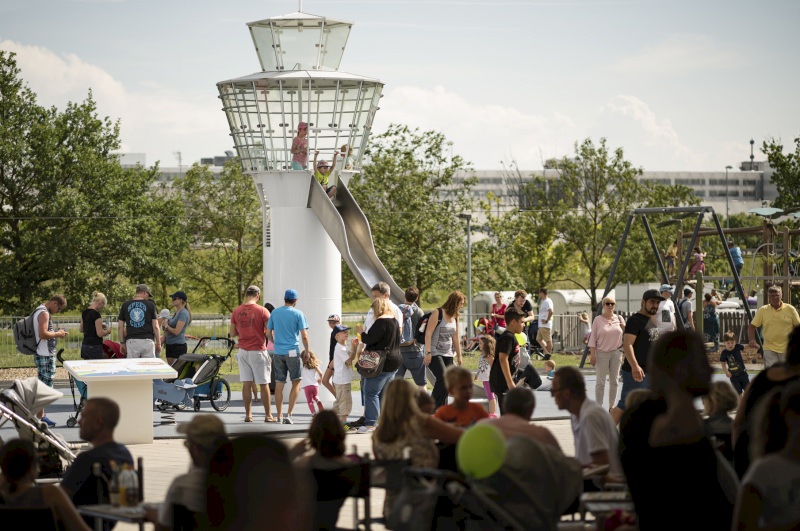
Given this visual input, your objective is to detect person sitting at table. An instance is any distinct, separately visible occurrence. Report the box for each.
[147,415,228,531]
[60,397,133,531]
[0,438,92,531]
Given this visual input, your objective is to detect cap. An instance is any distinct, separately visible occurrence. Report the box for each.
[317,160,330,168]
[177,414,226,448]
[169,290,187,301]
[159,309,171,319]
[327,314,341,322]
[642,289,665,302]
[298,121,307,129]
[284,288,299,300]
[659,284,674,294]
[333,324,350,334]
[135,284,152,296]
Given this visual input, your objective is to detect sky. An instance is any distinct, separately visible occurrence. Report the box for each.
[1,0,799,171]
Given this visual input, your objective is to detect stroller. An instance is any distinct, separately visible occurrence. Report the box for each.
[0,377,77,478]
[511,333,542,390]
[154,336,234,412]
[464,318,495,354]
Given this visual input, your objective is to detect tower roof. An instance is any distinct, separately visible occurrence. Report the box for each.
[247,11,353,72]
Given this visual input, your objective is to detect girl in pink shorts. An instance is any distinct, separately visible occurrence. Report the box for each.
[475,335,498,417]
[301,350,325,415]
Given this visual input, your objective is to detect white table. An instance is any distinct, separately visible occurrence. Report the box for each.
[64,359,177,444]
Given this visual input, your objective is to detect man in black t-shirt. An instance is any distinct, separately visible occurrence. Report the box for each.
[610,289,663,424]
[490,306,525,413]
[117,284,160,358]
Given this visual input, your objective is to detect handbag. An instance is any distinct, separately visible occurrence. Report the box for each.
[356,348,388,379]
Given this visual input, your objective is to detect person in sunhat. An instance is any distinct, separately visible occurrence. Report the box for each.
[313,149,339,198]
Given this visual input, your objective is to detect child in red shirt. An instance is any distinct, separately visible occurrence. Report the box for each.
[434,366,489,427]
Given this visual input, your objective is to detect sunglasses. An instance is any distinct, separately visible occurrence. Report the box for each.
[604,302,616,306]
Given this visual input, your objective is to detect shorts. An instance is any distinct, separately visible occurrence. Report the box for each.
[536,327,552,344]
[34,354,56,387]
[400,348,427,386]
[126,338,155,358]
[237,349,271,385]
[81,343,105,360]
[616,369,650,410]
[165,343,187,361]
[333,383,353,417]
[273,354,302,383]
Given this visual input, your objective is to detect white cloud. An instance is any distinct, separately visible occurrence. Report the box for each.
[1,40,228,166]
[373,85,576,168]
[612,34,740,75]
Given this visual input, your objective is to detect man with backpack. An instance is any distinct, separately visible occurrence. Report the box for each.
[395,286,428,392]
[677,288,695,331]
[33,294,68,426]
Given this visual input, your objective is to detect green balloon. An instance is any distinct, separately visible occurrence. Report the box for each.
[456,423,506,479]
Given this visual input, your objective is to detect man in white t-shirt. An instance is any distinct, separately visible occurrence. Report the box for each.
[361,281,402,333]
[655,284,676,334]
[536,288,554,359]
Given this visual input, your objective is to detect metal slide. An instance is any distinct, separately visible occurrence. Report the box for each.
[306,176,405,303]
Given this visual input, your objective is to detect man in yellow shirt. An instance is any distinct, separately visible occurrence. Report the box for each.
[748,285,800,367]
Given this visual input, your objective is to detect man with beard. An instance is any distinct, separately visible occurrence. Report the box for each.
[610,289,663,425]
[619,331,736,530]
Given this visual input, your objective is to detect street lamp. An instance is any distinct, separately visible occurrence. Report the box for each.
[458,213,473,338]
[725,165,732,228]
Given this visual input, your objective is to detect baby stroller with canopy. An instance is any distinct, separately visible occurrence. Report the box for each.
[0,377,77,478]
[154,336,235,412]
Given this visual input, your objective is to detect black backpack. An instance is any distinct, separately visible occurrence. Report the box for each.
[414,307,444,346]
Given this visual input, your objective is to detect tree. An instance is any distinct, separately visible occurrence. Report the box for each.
[0,51,187,313]
[475,161,571,293]
[543,138,699,309]
[172,160,263,313]
[346,124,475,302]
[762,136,800,211]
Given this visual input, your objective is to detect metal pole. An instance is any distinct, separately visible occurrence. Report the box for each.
[459,213,473,339]
[725,165,732,228]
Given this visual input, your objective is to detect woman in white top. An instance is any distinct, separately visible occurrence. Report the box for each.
[587,296,626,410]
[423,291,465,409]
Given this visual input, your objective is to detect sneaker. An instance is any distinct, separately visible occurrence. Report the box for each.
[282,416,293,425]
[344,416,366,431]
[356,425,375,434]
[41,416,56,428]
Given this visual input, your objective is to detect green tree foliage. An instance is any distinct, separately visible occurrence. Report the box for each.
[346,124,475,302]
[0,51,187,314]
[762,136,800,211]
[542,138,700,309]
[475,162,570,293]
[172,160,263,313]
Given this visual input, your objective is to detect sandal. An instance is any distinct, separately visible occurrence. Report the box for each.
[265,416,278,423]
[244,416,254,423]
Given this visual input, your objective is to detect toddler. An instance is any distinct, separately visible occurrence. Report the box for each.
[330,325,357,423]
[474,335,497,417]
[301,350,325,415]
[435,366,488,427]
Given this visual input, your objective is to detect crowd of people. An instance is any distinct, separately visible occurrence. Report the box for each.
[8,277,800,530]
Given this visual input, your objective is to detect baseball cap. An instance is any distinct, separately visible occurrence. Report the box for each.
[177,414,226,448]
[333,324,350,334]
[327,314,341,322]
[135,284,152,296]
[298,121,307,129]
[284,288,299,300]
[642,289,665,302]
[169,291,187,301]
[317,160,330,168]
[659,284,674,294]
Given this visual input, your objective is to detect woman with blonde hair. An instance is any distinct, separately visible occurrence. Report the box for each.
[373,379,463,520]
[356,297,402,434]
[424,290,465,409]
[77,291,112,399]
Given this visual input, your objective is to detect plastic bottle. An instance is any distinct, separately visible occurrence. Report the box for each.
[109,460,120,506]
[118,464,139,507]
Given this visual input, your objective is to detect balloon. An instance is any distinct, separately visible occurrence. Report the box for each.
[456,424,506,479]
